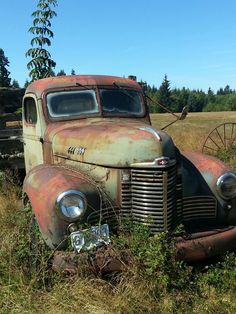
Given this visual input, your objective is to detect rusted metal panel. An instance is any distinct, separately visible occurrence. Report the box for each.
[183,152,230,179]
[176,226,236,262]
[182,151,230,197]
[25,75,142,99]
[181,152,236,227]
[52,246,124,275]
[23,164,100,249]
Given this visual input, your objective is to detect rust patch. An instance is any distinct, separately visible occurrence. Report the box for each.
[176,226,236,262]
[183,151,230,177]
[26,75,142,99]
[52,245,124,275]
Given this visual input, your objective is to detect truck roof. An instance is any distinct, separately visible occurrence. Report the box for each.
[25,75,142,98]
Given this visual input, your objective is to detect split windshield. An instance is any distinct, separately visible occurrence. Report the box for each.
[100,89,144,116]
[47,90,99,118]
[46,88,145,119]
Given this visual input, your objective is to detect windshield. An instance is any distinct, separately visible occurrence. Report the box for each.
[100,88,145,116]
[46,90,99,118]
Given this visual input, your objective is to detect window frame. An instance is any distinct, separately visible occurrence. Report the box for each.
[23,97,38,125]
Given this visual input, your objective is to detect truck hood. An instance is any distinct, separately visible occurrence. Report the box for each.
[52,120,176,167]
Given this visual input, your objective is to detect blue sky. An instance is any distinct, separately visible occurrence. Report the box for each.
[1,0,236,91]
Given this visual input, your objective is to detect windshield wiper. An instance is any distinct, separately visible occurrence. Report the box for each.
[113,81,136,99]
[112,81,142,109]
[76,82,95,91]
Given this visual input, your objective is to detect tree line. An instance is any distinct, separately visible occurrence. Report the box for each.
[146,75,236,113]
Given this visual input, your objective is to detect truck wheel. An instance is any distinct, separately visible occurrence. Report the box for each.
[202,122,236,155]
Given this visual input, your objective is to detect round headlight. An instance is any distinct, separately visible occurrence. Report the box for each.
[216,172,236,200]
[56,190,87,221]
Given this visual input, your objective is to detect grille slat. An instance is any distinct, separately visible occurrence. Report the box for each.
[121,165,177,232]
[182,196,216,222]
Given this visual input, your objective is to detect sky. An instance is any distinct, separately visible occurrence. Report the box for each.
[1,0,236,92]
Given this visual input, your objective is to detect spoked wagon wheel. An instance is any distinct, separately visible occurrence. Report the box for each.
[202,122,236,155]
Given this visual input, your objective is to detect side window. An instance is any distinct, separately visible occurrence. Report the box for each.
[24,97,37,124]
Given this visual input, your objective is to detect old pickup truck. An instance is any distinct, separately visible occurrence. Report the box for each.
[7,74,236,264]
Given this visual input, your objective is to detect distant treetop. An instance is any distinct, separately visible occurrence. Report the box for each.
[0,48,11,87]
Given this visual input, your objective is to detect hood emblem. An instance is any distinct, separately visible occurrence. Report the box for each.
[67,146,86,155]
[156,157,169,166]
[139,127,162,141]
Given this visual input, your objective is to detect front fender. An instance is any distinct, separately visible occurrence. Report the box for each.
[23,164,100,249]
[182,152,230,199]
[182,152,236,225]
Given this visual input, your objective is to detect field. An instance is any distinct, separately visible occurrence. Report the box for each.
[151,111,236,151]
[1,112,236,313]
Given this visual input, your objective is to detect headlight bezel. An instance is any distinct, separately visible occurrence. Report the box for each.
[216,172,236,200]
[56,189,87,222]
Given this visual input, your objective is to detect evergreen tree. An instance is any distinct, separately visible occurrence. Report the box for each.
[207,87,215,103]
[158,74,172,112]
[0,48,11,87]
[57,69,66,76]
[217,87,224,95]
[71,69,76,75]
[12,79,20,88]
[26,0,58,81]
[24,79,30,88]
[223,85,232,94]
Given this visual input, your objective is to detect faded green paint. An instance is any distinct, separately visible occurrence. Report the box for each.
[52,119,175,167]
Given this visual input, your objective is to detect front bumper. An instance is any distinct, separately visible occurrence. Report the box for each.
[175,226,236,262]
[52,226,236,274]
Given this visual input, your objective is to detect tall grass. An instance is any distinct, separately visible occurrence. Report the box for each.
[1,187,236,313]
[1,113,236,313]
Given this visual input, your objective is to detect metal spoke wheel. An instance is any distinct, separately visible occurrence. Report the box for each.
[202,122,236,155]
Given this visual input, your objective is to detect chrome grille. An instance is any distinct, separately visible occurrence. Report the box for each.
[121,166,177,232]
[182,196,217,221]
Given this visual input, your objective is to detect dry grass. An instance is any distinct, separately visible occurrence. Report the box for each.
[151,111,236,151]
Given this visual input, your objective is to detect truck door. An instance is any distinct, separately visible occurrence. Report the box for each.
[23,94,44,173]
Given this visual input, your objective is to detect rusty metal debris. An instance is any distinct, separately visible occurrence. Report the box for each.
[52,246,124,276]
[175,226,236,262]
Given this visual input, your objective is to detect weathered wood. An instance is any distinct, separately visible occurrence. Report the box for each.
[0,87,25,114]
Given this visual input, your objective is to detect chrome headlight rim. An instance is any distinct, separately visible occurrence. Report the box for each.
[216,172,236,200]
[56,189,87,222]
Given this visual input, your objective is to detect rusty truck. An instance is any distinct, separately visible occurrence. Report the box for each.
[2,75,236,266]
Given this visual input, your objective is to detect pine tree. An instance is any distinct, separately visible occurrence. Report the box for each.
[0,48,11,87]
[24,79,30,88]
[57,69,66,76]
[12,79,20,88]
[26,0,58,81]
[158,74,172,112]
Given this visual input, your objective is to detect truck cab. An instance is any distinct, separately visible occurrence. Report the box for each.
[22,75,236,262]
